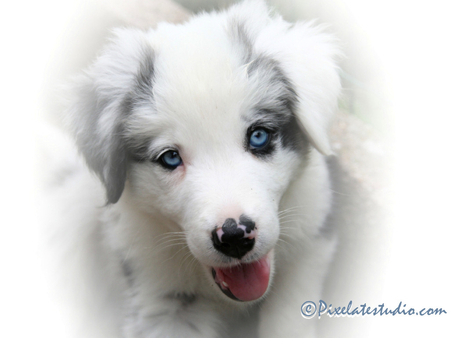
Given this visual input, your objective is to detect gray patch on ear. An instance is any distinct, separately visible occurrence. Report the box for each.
[71,48,155,204]
[103,121,129,204]
[279,113,310,157]
[71,85,127,204]
[130,52,155,109]
[124,52,157,163]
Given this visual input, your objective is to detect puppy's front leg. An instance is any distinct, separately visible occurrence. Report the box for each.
[259,234,336,338]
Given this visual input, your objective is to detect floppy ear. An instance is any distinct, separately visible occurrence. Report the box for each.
[229,0,341,155]
[270,22,342,155]
[67,28,154,203]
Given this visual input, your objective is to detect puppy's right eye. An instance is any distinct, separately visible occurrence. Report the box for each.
[249,128,270,149]
[158,150,183,170]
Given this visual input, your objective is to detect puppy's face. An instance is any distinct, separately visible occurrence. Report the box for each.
[68,2,340,302]
[123,36,307,301]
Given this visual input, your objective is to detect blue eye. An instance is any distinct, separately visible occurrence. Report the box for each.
[159,150,182,169]
[249,128,270,149]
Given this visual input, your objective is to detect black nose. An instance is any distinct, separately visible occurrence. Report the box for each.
[211,215,257,259]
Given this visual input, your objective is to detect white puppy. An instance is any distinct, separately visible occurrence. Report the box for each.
[59,0,341,337]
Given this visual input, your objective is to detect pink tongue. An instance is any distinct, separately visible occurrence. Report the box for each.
[214,256,270,301]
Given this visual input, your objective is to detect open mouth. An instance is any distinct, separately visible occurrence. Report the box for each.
[211,255,270,302]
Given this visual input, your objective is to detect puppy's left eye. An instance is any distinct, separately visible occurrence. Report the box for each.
[158,150,183,170]
[249,128,271,149]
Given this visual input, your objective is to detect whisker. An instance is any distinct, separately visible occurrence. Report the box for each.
[275,237,296,251]
[159,244,190,265]
[183,255,198,276]
[154,232,186,244]
[278,214,305,221]
[154,237,186,248]
[278,206,303,216]
[330,189,350,197]
[155,241,187,253]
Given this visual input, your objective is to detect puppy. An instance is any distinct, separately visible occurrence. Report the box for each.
[61,0,341,336]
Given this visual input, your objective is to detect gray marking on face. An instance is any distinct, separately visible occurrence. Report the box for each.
[247,55,308,154]
[228,17,308,155]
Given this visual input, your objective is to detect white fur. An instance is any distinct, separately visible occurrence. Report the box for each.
[49,1,341,337]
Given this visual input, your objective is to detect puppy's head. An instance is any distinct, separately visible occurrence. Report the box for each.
[68,0,340,302]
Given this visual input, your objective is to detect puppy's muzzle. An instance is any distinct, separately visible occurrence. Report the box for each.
[211,215,257,259]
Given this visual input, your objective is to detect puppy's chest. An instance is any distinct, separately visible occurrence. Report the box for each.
[125,285,260,338]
